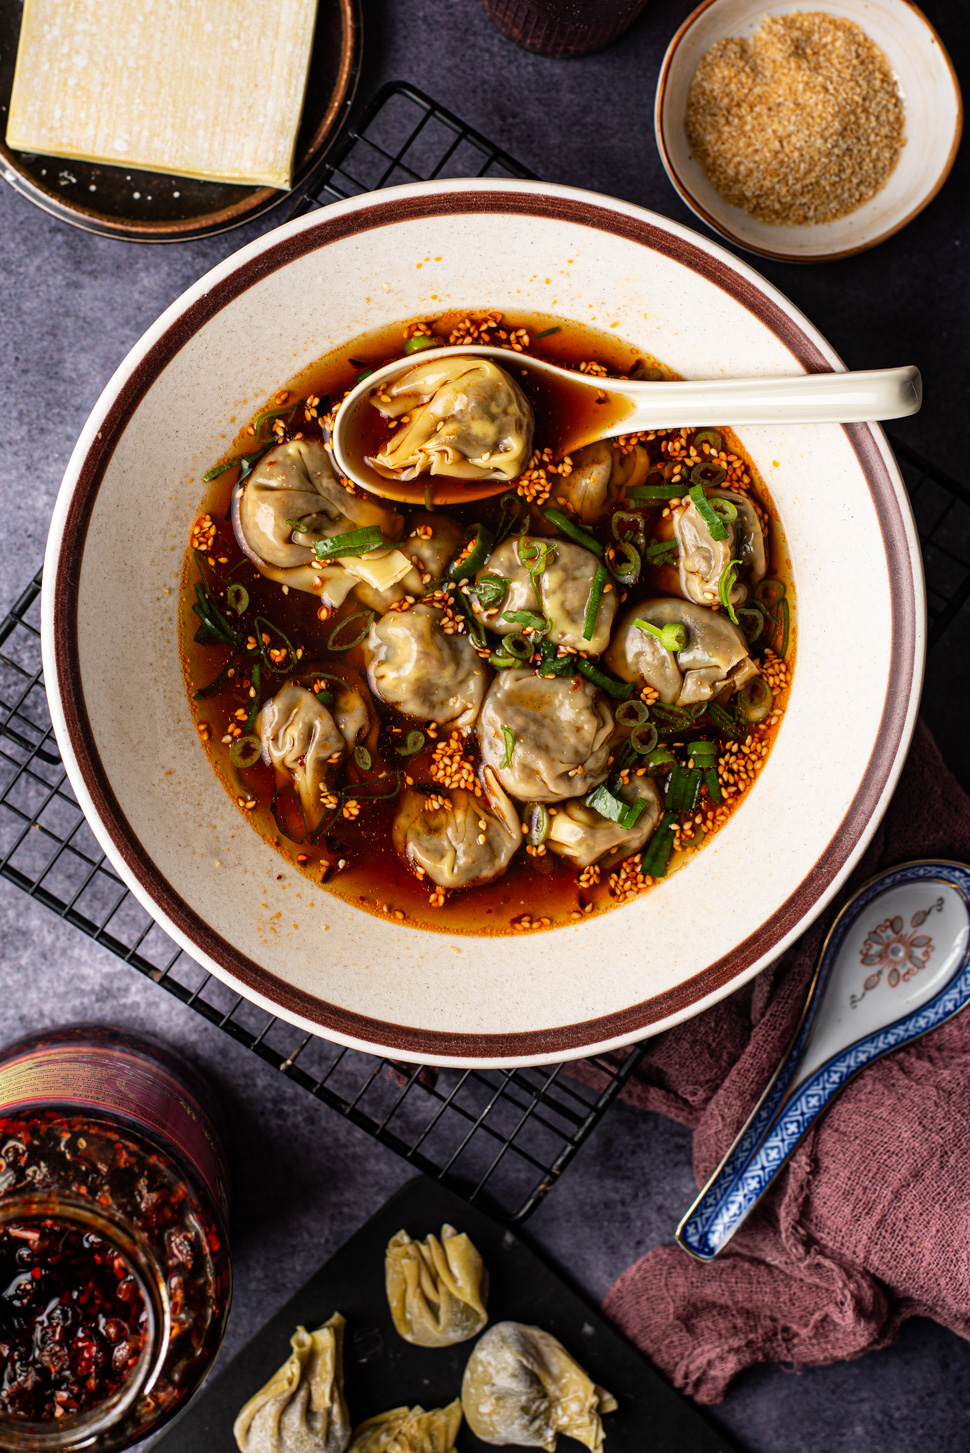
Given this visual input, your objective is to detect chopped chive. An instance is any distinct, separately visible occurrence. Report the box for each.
[665,765,702,813]
[327,610,375,651]
[718,559,741,624]
[643,538,679,565]
[583,565,608,640]
[574,657,635,700]
[245,662,262,732]
[641,811,678,877]
[689,484,728,541]
[448,523,494,581]
[503,608,548,634]
[534,326,560,339]
[634,617,688,652]
[541,508,604,555]
[626,483,682,501]
[585,784,646,830]
[500,726,515,770]
[490,652,519,670]
[313,526,384,561]
[495,492,526,544]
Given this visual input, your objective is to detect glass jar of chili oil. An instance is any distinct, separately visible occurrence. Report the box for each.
[0,1024,231,1449]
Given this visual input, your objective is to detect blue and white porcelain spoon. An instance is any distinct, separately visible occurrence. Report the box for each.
[677,860,970,1260]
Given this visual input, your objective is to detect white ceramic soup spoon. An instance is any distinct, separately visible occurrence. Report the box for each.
[330,345,921,504]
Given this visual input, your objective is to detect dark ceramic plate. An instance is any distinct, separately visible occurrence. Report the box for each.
[0,0,361,242]
[152,1176,737,1451]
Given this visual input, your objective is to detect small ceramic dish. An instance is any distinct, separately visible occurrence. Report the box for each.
[41,179,924,1067]
[655,0,962,263]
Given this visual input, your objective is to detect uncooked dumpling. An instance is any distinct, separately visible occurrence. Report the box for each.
[364,604,490,728]
[347,1400,462,1453]
[461,1321,616,1452]
[256,686,346,830]
[385,1223,488,1347]
[477,670,613,802]
[393,767,520,890]
[546,773,661,869]
[604,598,759,705]
[369,358,533,482]
[473,536,616,654]
[233,1312,351,1453]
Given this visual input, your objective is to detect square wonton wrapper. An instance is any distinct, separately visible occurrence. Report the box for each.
[6,0,319,190]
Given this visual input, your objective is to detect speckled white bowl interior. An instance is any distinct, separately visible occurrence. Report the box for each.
[42,179,924,1066]
[656,0,962,262]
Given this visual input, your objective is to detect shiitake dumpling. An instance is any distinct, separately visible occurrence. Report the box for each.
[461,1321,616,1452]
[393,768,520,889]
[233,1312,351,1453]
[256,686,348,831]
[671,489,766,609]
[364,604,490,729]
[477,670,613,802]
[473,536,616,654]
[347,1401,462,1453]
[369,358,533,482]
[605,598,759,705]
[545,773,661,869]
[385,1224,488,1347]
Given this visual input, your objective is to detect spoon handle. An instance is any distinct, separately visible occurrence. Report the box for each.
[611,365,921,433]
[677,860,970,1261]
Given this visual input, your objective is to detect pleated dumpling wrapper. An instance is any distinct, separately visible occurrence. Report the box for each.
[347,1400,462,1453]
[233,1312,351,1453]
[461,1321,617,1451]
[385,1224,488,1347]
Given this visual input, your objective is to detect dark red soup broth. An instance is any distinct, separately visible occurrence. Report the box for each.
[181,312,795,936]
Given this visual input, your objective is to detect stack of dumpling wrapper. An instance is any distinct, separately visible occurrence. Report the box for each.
[6,0,319,189]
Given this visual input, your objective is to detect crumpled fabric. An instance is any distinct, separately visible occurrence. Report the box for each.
[588,719,970,1403]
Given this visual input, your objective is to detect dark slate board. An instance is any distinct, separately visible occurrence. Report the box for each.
[153,1176,736,1451]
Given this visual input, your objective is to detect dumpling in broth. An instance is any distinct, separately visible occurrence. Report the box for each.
[473,537,616,654]
[393,767,520,889]
[605,598,759,705]
[385,1224,488,1347]
[461,1322,616,1452]
[353,514,464,612]
[477,670,613,803]
[364,604,490,728]
[233,1312,351,1453]
[256,686,348,830]
[551,440,650,524]
[546,773,661,869]
[236,440,401,569]
[671,489,766,609]
[369,358,533,482]
[347,1402,462,1453]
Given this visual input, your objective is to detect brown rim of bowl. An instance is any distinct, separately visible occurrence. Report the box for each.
[654,0,964,266]
[0,0,361,242]
[50,188,921,1060]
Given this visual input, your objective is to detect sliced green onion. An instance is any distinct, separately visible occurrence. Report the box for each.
[448,523,494,581]
[641,810,678,878]
[253,404,297,433]
[354,745,372,771]
[194,653,242,701]
[534,326,560,340]
[193,622,225,647]
[583,565,608,641]
[404,334,437,354]
[253,615,299,673]
[534,642,575,679]
[396,730,426,756]
[327,610,375,651]
[585,784,646,830]
[490,652,519,670]
[202,445,271,483]
[612,511,646,551]
[666,765,701,813]
[643,538,679,566]
[615,699,650,727]
[229,734,261,769]
[473,574,509,610]
[286,517,310,534]
[645,747,677,775]
[702,768,723,805]
[651,701,703,725]
[689,740,718,763]
[634,617,688,653]
[739,676,773,723]
[245,662,262,732]
[630,722,659,755]
[313,526,385,561]
[227,583,249,615]
[314,688,334,706]
[541,508,604,556]
[271,785,308,844]
[504,632,534,660]
[202,460,236,482]
[775,597,791,659]
[755,578,786,611]
[626,483,681,501]
[710,497,738,524]
[693,428,723,452]
[495,491,526,544]
[350,771,403,801]
[574,658,634,700]
[500,726,515,770]
[736,604,766,645]
[718,559,741,625]
[630,361,664,381]
[503,609,548,634]
[451,586,488,646]
[526,802,551,845]
[424,484,435,513]
[705,701,743,738]
[690,461,727,488]
[689,484,728,541]
[609,541,640,586]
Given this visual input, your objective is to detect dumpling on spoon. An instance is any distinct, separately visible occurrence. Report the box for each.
[369,358,534,482]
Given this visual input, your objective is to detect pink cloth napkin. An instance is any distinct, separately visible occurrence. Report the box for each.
[593,719,970,1403]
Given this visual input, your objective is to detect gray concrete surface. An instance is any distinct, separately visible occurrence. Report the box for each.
[2,2,969,1449]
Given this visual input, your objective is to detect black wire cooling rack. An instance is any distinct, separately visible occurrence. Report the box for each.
[3,84,970,1223]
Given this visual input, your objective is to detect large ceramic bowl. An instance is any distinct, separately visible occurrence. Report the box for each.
[41,179,924,1067]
